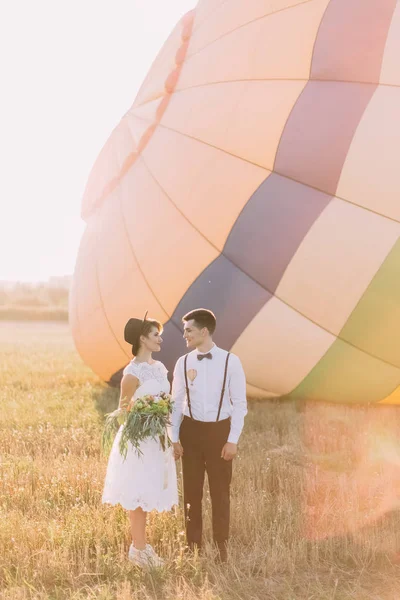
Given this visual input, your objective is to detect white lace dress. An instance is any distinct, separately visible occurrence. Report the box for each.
[102,360,179,512]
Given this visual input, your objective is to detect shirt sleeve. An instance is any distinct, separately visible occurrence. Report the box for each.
[227,354,247,444]
[169,356,186,443]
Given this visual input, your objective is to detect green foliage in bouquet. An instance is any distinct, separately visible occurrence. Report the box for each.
[102,392,173,459]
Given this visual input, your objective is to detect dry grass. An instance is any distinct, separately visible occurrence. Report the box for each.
[0,307,68,322]
[1,321,400,599]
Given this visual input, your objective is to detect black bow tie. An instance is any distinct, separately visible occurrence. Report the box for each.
[197,352,212,361]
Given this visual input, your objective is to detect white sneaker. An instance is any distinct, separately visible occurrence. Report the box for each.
[128,543,164,568]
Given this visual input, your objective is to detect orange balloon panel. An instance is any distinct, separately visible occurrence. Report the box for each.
[141,126,268,249]
[177,0,329,90]
[336,86,400,221]
[276,199,400,335]
[133,20,184,108]
[380,1,400,86]
[71,0,400,402]
[119,158,219,315]
[162,80,306,169]
[73,220,103,322]
[186,0,313,58]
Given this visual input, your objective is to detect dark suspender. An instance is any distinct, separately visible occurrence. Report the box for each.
[184,354,194,419]
[217,352,231,421]
[184,352,231,422]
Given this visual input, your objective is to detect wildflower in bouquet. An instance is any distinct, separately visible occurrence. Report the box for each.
[102,391,174,459]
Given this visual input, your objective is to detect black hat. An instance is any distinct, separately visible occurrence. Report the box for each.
[124,311,148,345]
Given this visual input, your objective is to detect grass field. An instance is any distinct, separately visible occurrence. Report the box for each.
[2,322,400,599]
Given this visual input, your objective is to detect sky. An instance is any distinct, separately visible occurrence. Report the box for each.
[0,0,196,282]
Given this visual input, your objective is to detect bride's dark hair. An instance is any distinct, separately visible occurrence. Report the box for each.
[131,319,162,356]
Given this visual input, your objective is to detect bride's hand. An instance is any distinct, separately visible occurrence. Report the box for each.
[119,396,130,411]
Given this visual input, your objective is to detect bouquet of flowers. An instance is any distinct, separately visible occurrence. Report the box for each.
[102,392,174,459]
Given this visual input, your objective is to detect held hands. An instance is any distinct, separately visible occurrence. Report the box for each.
[221,442,237,461]
[172,442,184,461]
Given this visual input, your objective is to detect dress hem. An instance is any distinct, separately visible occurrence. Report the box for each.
[102,498,179,513]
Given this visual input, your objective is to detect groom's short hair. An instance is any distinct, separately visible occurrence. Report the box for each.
[182,308,216,335]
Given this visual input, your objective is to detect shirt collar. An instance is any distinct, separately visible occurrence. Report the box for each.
[196,343,217,357]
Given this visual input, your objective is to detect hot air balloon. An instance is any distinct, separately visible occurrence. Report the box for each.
[70,0,400,404]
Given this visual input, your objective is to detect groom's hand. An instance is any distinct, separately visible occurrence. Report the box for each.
[172,442,183,460]
[221,442,237,461]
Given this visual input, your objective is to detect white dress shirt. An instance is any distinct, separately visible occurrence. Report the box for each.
[170,344,247,444]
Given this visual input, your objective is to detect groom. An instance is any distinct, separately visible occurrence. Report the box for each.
[170,308,247,562]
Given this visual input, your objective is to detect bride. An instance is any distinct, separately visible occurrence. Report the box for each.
[102,314,178,567]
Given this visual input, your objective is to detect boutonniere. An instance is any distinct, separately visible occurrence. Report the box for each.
[187,369,197,386]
